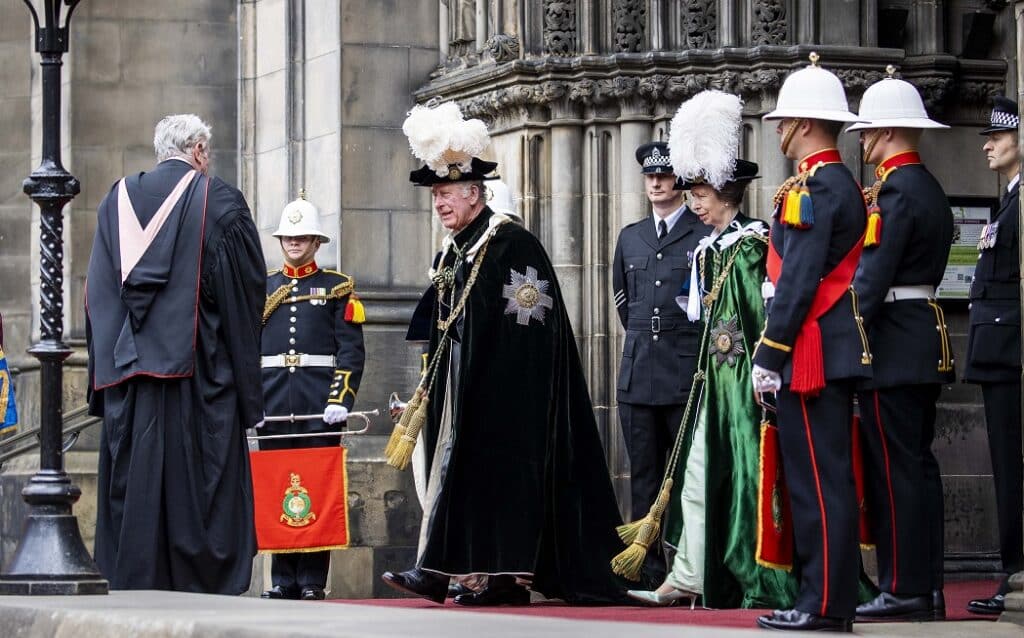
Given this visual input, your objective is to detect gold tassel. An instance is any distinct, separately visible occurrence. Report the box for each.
[383,387,422,458]
[387,396,430,470]
[610,478,674,580]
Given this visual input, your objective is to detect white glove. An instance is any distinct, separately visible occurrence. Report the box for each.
[752,364,782,394]
[253,419,265,429]
[323,405,349,425]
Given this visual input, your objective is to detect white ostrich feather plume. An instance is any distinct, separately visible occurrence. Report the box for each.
[668,90,743,190]
[402,101,490,177]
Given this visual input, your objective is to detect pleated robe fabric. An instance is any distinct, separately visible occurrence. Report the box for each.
[664,218,799,609]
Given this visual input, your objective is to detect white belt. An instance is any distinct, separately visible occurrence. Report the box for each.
[260,354,336,368]
[883,285,935,303]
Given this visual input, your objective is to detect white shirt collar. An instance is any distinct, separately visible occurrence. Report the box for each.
[653,203,687,236]
[1009,173,1020,193]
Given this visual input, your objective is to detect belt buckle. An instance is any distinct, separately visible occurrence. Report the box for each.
[651,316,661,334]
[284,354,300,366]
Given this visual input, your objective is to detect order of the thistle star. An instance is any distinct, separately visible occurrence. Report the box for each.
[502,266,554,325]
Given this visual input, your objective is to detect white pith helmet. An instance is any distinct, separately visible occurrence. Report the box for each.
[272,190,330,243]
[763,52,862,123]
[846,66,948,132]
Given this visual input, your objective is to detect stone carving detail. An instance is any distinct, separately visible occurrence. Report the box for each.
[682,0,717,49]
[959,80,1004,104]
[485,34,521,63]
[751,0,788,45]
[544,1,577,56]
[614,0,646,52]
[835,68,887,92]
[908,76,956,109]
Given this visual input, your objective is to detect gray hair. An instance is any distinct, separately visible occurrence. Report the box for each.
[459,181,483,199]
[153,114,212,162]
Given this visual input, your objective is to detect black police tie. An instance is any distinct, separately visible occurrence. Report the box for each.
[658,219,668,240]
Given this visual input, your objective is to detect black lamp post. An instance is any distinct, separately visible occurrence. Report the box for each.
[0,0,107,595]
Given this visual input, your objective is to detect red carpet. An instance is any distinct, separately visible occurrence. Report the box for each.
[330,580,999,629]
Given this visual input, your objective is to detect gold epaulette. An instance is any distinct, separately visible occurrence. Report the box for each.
[771,174,804,210]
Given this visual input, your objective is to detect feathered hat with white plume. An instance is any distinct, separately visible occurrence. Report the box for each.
[402,100,498,186]
[668,90,744,190]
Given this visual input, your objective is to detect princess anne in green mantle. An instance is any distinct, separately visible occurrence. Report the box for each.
[620,90,798,610]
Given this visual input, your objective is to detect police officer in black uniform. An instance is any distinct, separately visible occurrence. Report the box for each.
[845,71,954,623]
[753,54,870,633]
[259,193,366,601]
[612,141,708,584]
[964,96,1023,616]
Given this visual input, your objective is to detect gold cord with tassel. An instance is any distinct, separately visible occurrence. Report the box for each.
[610,246,743,580]
[382,233,496,470]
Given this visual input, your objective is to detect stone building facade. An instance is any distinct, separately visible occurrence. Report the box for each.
[0,0,1019,596]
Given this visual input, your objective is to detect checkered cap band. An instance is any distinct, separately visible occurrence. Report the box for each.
[643,147,672,168]
[991,110,1020,129]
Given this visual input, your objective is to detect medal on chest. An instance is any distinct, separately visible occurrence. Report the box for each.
[309,287,327,305]
[978,221,1000,251]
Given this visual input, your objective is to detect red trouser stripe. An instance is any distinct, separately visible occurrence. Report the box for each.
[873,390,899,591]
[800,395,830,616]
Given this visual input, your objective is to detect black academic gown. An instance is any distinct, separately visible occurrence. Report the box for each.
[418,208,629,604]
[86,159,265,594]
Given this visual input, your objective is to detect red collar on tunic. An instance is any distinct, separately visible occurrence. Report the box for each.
[282,261,318,279]
[874,150,921,180]
[798,148,843,173]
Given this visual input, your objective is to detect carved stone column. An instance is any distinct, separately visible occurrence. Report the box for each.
[549,92,585,331]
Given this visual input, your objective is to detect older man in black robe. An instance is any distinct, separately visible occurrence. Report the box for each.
[86,114,265,594]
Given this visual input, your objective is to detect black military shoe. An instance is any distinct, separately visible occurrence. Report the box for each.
[453,581,530,607]
[261,585,300,600]
[967,593,1005,615]
[301,587,326,600]
[932,589,946,621]
[756,608,852,632]
[855,592,933,622]
[447,583,474,598]
[381,568,448,605]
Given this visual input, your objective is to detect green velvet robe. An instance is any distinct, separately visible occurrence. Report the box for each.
[664,214,799,609]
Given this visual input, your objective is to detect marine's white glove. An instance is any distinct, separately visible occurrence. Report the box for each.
[752,364,782,394]
[323,405,349,424]
[253,419,265,430]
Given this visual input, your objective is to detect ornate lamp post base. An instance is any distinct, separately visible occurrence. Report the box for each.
[0,0,108,595]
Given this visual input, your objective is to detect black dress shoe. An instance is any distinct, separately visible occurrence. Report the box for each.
[855,591,933,622]
[932,589,946,621]
[381,568,448,605]
[261,585,300,600]
[967,593,1005,615]
[756,609,852,632]
[301,587,326,600]
[453,577,530,607]
[448,583,475,598]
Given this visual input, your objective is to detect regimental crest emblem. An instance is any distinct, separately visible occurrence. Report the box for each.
[502,266,554,326]
[309,286,327,305]
[287,209,303,224]
[280,472,317,527]
[710,315,745,367]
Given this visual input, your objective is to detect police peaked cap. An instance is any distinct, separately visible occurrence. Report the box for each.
[636,142,675,175]
[980,96,1019,135]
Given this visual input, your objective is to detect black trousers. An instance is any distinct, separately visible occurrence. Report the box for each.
[618,401,686,584]
[857,385,943,595]
[777,382,859,619]
[982,382,1024,591]
[258,433,338,590]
